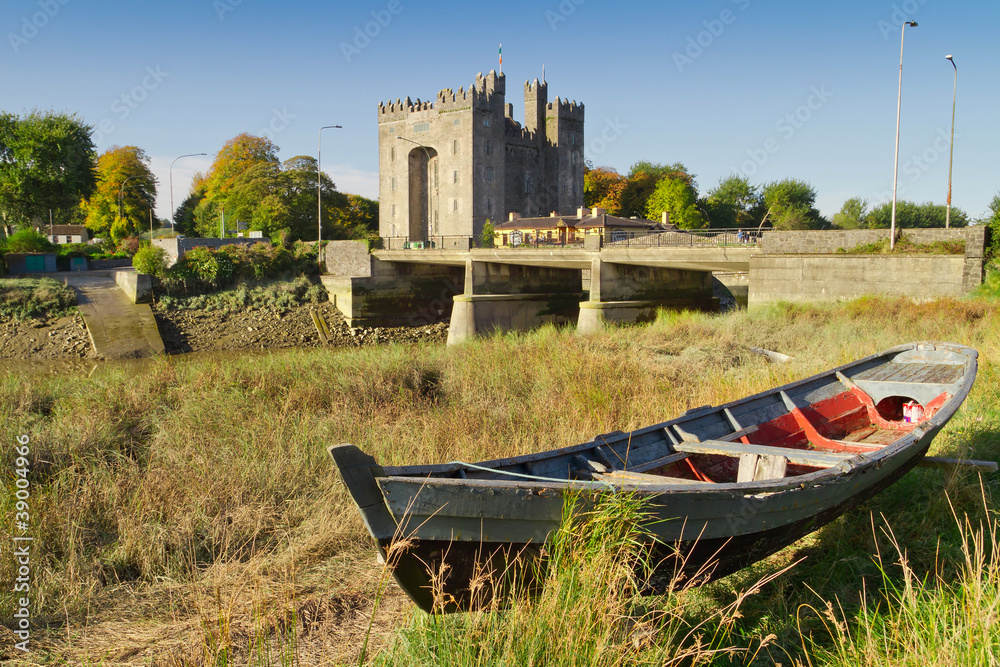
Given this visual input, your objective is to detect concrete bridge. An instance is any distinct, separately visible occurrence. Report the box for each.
[323,238,758,344]
[323,226,986,344]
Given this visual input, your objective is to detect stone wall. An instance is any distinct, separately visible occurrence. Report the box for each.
[762,227,984,255]
[114,271,152,304]
[748,254,969,306]
[153,237,265,267]
[759,227,986,295]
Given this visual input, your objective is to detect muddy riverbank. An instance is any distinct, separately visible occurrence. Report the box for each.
[0,303,449,362]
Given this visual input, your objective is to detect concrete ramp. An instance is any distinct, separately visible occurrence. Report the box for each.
[64,273,165,359]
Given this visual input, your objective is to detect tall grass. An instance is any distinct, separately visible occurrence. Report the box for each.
[803,489,1000,666]
[0,295,997,662]
[377,492,785,666]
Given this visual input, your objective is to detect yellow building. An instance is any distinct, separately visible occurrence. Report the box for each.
[493,208,672,247]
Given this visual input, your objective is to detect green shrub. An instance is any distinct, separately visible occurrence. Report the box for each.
[132,245,169,277]
[4,229,56,253]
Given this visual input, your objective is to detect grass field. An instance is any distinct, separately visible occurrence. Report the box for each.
[0,277,77,320]
[1,293,998,665]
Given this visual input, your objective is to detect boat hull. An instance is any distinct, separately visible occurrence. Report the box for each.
[330,342,977,612]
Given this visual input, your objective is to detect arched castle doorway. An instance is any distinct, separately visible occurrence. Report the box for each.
[406,146,439,242]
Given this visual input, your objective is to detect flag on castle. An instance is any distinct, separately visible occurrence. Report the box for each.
[499,44,502,73]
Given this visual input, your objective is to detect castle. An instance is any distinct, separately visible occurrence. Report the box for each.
[377,70,584,241]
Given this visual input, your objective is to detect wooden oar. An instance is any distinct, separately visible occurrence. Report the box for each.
[919,457,998,473]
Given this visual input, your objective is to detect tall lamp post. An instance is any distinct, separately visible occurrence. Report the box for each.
[945,54,957,229]
[396,136,434,241]
[318,125,343,267]
[170,153,207,234]
[119,175,138,222]
[890,20,917,250]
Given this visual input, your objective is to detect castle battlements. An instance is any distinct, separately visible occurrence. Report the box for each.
[378,71,505,122]
[547,97,584,121]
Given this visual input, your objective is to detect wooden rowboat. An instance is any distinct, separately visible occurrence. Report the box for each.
[331,342,980,612]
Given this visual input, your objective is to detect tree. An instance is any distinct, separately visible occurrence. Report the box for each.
[620,162,695,219]
[83,146,158,241]
[193,151,355,242]
[832,197,870,229]
[645,177,705,229]
[0,110,97,235]
[173,176,206,236]
[760,179,827,230]
[866,201,969,229]
[343,194,378,235]
[984,193,1000,260]
[583,167,626,214]
[703,175,761,228]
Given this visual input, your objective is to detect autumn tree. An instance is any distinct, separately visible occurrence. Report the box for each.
[83,145,158,241]
[584,167,626,214]
[343,194,378,235]
[620,162,694,219]
[193,133,280,238]
[0,110,97,235]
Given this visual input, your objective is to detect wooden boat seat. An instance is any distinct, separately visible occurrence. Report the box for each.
[594,470,711,486]
[673,439,854,469]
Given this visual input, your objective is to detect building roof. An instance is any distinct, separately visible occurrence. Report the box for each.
[577,214,665,230]
[494,216,581,231]
[47,225,87,235]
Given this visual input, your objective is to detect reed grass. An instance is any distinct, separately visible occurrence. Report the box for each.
[0,295,997,663]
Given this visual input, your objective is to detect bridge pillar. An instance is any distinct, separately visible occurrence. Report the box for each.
[322,241,464,327]
[577,258,718,334]
[447,260,584,344]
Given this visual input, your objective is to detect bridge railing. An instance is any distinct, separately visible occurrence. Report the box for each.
[379,229,762,251]
[604,228,761,248]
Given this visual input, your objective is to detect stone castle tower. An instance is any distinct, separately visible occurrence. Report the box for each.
[377,70,584,241]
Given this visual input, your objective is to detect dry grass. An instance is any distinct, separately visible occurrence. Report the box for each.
[0,295,997,664]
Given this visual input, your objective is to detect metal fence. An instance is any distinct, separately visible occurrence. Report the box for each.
[380,228,762,251]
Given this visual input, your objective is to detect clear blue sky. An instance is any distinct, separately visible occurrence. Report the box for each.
[3,0,997,222]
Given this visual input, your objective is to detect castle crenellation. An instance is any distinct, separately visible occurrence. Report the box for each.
[378,69,584,241]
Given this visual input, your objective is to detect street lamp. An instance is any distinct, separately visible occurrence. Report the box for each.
[170,153,207,234]
[396,136,434,240]
[318,125,343,267]
[890,20,917,250]
[119,175,138,221]
[945,54,957,229]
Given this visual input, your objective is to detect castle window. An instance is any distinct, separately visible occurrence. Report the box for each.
[483,117,490,127]
[391,204,396,217]
[524,173,532,194]
[391,177,396,192]
[571,131,577,146]
[487,198,494,215]
[453,199,459,212]
[485,167,494,182]
[485,140,492,156]
[453,119,461,126]
[452,139,459,155]
[453,170,458,184]
[390,147,396,161]
[413,122,430,133]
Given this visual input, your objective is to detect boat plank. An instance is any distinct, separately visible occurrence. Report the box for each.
[674,440,853,468]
